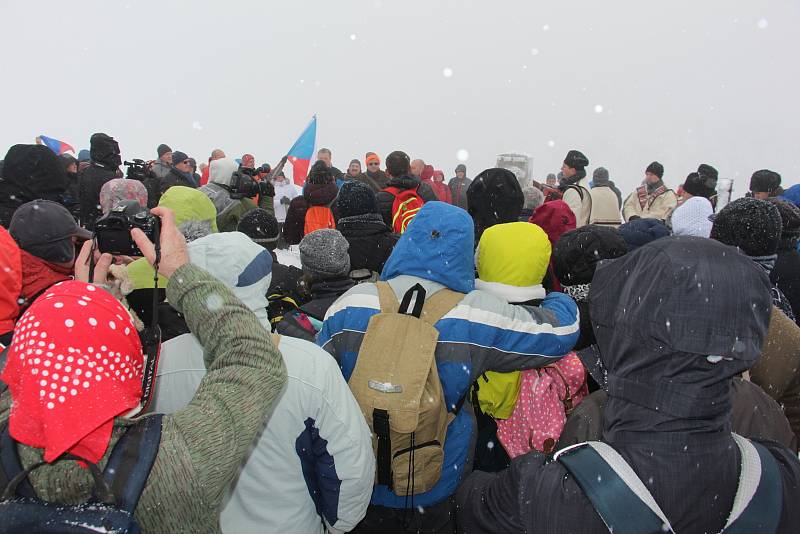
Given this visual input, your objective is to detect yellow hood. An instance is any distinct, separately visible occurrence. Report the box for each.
[476,222,551,287]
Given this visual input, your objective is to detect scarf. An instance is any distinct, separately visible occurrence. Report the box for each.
[750,254,777,275]
[558,168,587,190]
[636,183,668,210]
[563,283,591,302]
[19,250,73,309]
[3,280,143,463]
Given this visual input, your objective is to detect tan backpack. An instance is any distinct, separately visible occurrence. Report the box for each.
[348,282,464,496]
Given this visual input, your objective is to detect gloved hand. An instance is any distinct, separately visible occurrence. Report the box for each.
[259,180,275,198]
[280,196,291,205]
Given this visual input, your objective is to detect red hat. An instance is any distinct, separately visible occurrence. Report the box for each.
[2,281,143,463]
[241,154,255,168]
[421,164,435,182]
[433,170,445,182]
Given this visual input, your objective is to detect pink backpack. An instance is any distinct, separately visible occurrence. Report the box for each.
[496,353,588,457]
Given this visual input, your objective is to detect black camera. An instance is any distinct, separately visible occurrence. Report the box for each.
[94,204,161,256]
[124,159,150,181]
[229,170,275,199]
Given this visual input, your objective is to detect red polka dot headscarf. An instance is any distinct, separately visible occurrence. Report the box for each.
[2,280,143,463]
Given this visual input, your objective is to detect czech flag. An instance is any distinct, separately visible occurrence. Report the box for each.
[37,135,75,156]
[286,115,317,186]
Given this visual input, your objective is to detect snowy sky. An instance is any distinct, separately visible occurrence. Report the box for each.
[2,0,798,195]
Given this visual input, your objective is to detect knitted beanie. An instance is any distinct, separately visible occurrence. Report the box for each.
[337,181,378,218]
[564,150,589,170]
[553,225,628,286]
[710,197,782,257]
[646,161,664,179]
[238,208,280,248]
[592,167,610,184]
[299,229,351,279]
[766,198,800,250]
[671,197,714,238]
[157,144,172,158]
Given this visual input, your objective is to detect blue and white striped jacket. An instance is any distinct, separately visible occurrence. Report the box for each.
[318,202,580,508]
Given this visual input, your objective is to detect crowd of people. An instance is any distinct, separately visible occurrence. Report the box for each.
[0,134,799,533]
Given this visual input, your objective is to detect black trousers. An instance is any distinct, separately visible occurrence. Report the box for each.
[350,497,457,534]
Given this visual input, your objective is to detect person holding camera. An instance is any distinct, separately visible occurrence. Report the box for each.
[199,157,266,232]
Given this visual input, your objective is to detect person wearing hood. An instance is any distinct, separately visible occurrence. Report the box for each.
[750,169,783,200]
[430,169,452,204]
[449,163,472,210]
[467,168,525,244]
[346,159,362,181]
[528,200,577,293]
[711,197,795,323]
[558,150,592,227]
[237,208,305,324]
[622,161,678,222]
[0,144,69,228]
[318,202,579,532]
[588,167,622,227]
[8,200,92,316]
[0,226,22,347]
[1,208,288,532]
[78,133,123,230]
[159,151,197,197]
[276,229,355,341]
[282,160,340,245]
[618,217,670,251]
[552,225,628,352]
[336,181,399,274]
[679,164,719,207]
[457,236,800,533]
[356,152,389,192]
[669,195,714,238]
[472,222,587,469]
[767,199,800,321]
[147,231,374,534]
[98,178,148,216]
[199,157,258,232]
[375,151,436,230]
[126,186,218,339]
[150,143,172,181]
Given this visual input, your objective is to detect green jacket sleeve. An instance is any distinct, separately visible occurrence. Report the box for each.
[163,263,287,507]
[258,193,275,215]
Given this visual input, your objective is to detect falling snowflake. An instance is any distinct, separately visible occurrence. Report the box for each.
[530,48,540,56]
[547,140,556,148]
[757,18,768,29]
[442,67,454,78]
[349,33,357,40]
[456,149,469,162]
[542,24,550,31]
[594,104,604,114]
[192,121,203,131]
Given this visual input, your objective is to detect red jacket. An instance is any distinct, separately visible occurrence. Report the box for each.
[0,227,21,338]
[529,200,577,292]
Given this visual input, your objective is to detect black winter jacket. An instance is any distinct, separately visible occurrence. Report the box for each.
[78,164,119,230]
[449,176,472,210]
[275,276,354,341]
[160,168,197,197]
[0,144,69,227]
[337,213,399,273]
[771,247,800,322]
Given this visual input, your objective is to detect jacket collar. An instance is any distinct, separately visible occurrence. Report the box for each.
[474,279,545,303]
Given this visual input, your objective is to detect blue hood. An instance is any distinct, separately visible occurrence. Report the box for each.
[380,201,475,293]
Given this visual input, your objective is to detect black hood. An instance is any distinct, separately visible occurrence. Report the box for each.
[587,236,772,441]
[89,132,122,168]
[466,168,524,241]
[386,173,421,191]
[0,144,68,201]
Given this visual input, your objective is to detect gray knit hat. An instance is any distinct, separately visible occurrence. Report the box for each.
[299,229,351,279]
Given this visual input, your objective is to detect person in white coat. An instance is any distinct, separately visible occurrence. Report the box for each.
[272,170,300,223]
[148,231,374,534]
[558,150,592,227]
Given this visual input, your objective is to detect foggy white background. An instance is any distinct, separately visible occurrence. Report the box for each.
[1,0,798,195]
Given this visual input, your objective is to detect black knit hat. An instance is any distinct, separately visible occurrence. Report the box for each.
[710,198,782,257]
[237,208,280,249]
[307,160,333,184]
[767,198,800,250]
[618,218,670,250]
[645,161,664,179]
[157,144,172,158]
[553,225,628,286]
[697,163,718,182]
[749,169,782,195]
[337,181,378,218]
[682,172,717,199]
[564,150,589,170]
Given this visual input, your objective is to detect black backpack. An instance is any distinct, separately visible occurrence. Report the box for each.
[0,414,163,533]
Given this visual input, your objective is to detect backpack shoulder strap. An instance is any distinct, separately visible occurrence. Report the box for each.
[723,434,782,534]
[0,419,37,499]
[376,281,401,314]
[419,288,464,327]
[102,414,163,514]
[555,441,675,533]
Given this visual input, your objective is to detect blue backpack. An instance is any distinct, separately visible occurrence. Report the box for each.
[555,434,783,534]
[0,414,163,534]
